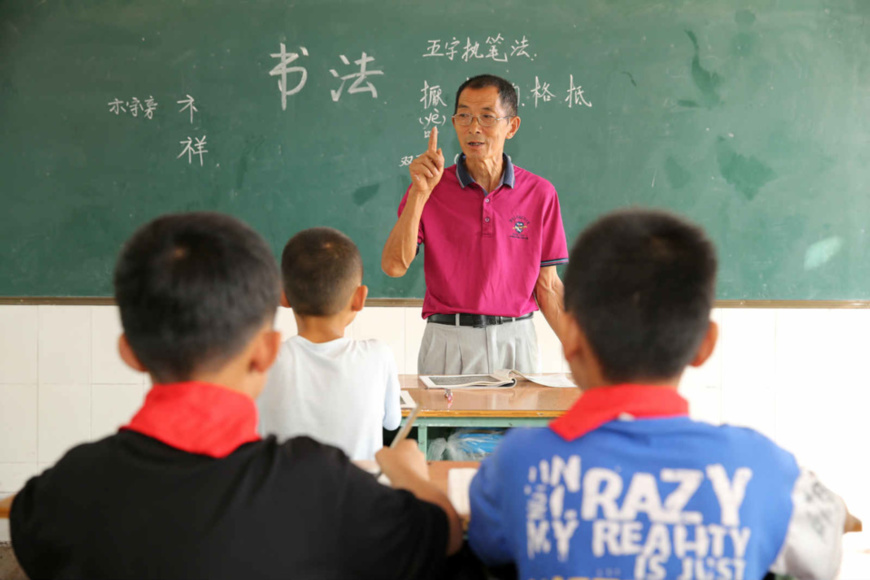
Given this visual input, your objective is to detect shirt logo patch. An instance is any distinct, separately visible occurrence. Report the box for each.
[510,215,529,240]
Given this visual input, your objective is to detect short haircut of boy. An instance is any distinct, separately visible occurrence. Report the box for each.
[281,227,363,316]
[114,212,280,382]
[564,208,717,382]
[261,226,401,461]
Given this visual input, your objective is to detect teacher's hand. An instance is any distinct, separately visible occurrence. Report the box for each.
[408,127,445,202]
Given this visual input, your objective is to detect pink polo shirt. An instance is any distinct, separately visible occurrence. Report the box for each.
[398,156,568,318]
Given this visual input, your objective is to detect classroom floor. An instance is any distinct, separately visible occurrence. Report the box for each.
[0,544,25,580]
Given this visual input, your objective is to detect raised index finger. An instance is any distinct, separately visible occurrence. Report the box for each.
[427,127,438,153]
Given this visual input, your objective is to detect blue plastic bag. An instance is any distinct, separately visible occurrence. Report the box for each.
[426,429,504,460]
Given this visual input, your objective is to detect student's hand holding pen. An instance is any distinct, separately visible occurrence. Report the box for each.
[376,440,430,484]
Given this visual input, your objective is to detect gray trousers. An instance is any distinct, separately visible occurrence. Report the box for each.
[417,316,540,375]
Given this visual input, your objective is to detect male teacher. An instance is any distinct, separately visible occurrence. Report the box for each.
[382,74,570,374]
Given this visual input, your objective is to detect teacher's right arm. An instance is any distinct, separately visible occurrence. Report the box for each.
[381,128,444,277]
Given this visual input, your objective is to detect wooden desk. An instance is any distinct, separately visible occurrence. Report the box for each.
[400,374,580,454]
[427,460,479,495]
[355,460,479,494]
[0,494,12,519]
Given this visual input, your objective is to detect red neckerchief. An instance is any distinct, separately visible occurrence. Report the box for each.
[550,384,689,442]
[121,382,261,458]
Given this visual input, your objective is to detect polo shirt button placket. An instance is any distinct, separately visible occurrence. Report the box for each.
[482,194,494,235]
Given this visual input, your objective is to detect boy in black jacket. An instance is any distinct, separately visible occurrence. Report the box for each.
[5,212,460,579]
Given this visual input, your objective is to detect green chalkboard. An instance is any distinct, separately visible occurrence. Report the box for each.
[2,0,869,298]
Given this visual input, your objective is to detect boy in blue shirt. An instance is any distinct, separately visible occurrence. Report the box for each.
[468,208,854,579]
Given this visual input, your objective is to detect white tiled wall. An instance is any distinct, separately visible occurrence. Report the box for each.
[2,305,870,552]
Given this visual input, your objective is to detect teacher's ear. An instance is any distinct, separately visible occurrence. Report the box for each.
[506,115,521,139]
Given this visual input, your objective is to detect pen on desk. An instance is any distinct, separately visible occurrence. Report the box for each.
[390,404,422,449]
[373,404,423,480]
[444,388,453,404]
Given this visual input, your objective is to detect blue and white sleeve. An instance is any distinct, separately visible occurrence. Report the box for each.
[768,468,846,579]
[468,448,514,566]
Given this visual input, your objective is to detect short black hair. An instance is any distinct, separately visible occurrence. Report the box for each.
[454,74,518,117]
[564,208,717,383]
[281,227,363,316]
[114,212,280,383]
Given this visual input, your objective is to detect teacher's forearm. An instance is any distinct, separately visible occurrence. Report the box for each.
[382,192,426,277]
[535,267,568,344]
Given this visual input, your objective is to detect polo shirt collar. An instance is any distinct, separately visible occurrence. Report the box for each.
[455,153,515,190]
[550,384,689,442]
[122,381,261,458]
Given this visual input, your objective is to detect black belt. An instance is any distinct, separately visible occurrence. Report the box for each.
[427,312,533,328]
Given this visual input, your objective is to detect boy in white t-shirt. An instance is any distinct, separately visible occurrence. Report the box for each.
[258,227,402,461]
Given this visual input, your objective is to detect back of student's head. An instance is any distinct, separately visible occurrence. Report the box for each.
[281,227,363,316]
[114,212,280,383]
[564,208,717,383]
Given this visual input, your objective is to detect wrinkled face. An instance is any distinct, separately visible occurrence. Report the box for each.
[452,86,520,163]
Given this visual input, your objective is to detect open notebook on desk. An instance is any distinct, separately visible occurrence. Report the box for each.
[420,370,576,389]
[420,373,517,389]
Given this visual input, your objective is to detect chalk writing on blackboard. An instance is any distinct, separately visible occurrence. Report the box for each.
[420,81,447,110]
[511,36,534,60]
[399,156,414,168]
[107,96,158,119]
[177,136,208,166]
[108,98,126,115]
[268,45,384,107]
[566,75,592,108]
[462,39,483,62]
[128,97,143,117]
[143,97,158,119]
[512,83,523,108]
[485,35,509,62]
[419,80,448,138]
[531,77,555,107]
[177,95,199,124]
[330,53,384,102]
[269,44,309,111]
[422,36,535,62]
[422,39,460,60]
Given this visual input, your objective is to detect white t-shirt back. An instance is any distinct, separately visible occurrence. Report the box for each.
[257,335,402,461]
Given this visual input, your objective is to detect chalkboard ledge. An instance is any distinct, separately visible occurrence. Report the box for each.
[3,298,870,309]
[0,297,423,307]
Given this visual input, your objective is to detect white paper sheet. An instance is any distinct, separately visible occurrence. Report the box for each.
[447,467,478,517]
[400,390,416,409]
[518,373,577,388]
